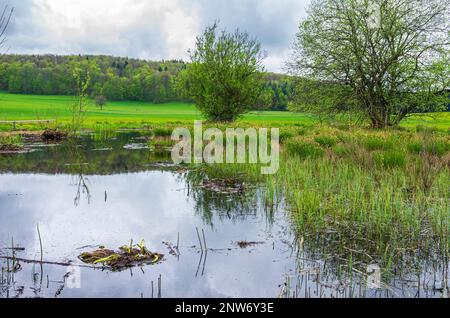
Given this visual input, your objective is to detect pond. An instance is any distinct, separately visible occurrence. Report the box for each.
[0,132,448,298]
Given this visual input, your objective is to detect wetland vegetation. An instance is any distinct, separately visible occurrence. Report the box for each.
[1,0,449,299]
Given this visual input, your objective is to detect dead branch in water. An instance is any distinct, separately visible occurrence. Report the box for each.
[0,256,101,269]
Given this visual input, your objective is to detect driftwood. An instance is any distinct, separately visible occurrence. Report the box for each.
[0,256,101,269]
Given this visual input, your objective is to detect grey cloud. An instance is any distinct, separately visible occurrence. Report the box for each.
[188,0,307,48]
[184,0,309,71]
[2,0,310,72]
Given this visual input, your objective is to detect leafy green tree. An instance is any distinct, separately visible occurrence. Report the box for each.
[289,0,450,128]
[102,76,125,100]
[179,22,268,122]
[70,66,90,133]
[0,54,294,109]
[95,95,107,110]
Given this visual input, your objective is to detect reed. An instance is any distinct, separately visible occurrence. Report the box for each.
[199,125,449,275]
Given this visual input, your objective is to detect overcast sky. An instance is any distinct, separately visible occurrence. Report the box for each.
[3,0,310,73]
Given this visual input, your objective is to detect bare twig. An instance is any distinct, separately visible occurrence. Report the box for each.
[196,227,203,252]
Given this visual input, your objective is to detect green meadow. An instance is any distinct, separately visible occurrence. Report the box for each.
[1,92,448,131]
[0,92,313,129]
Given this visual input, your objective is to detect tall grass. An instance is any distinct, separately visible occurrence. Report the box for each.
[0,135,23,150]
[197,125,449,274]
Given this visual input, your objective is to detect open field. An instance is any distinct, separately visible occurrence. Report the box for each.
[1,92,448,132]
[0,92,314,129]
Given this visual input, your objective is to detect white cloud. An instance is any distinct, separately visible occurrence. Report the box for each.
[5,0,310,72]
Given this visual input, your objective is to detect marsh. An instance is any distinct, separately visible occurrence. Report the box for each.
[0,131,447,298]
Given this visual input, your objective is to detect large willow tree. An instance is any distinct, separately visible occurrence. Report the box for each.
[289,0,449,128]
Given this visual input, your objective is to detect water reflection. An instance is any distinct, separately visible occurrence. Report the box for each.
[0,132,448,298]
[0,132,173,175]
[0,171,295,298]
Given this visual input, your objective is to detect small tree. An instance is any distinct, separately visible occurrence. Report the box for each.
[179,22,268,122]
[95,95,107,110]
[70,66,90,133]
[289,0,449,128]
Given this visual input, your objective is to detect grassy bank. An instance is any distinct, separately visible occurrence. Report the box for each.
[190,125,449,278]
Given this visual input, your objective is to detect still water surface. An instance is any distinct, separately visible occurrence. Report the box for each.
[0,132,447,298]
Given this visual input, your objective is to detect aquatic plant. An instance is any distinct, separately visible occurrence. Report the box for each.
[199,126,449,279]
[0,135,23,151]
[152,127,173,137]
[79,240,164,271]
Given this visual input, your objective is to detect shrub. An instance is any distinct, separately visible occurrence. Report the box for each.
[373,150,406,168]
[286,139,325,159]
[314,135,338,148]
[95,95,107,110]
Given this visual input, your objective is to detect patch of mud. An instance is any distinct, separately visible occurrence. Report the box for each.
[42,129,68,142]
[0,144,23,152]
[21,133,46,143]
[0,144,39,154]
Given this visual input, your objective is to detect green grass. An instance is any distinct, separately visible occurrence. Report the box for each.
[0,134,23,150]
[1,92,448,133]
[0,92,314,130]
[1,90,449,286]
[189,125,449,277]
